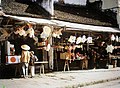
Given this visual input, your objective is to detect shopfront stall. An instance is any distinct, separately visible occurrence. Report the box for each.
[52,20,120,71]
[0,14,120,78]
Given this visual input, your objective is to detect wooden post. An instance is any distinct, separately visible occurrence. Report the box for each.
[48,26,54,70]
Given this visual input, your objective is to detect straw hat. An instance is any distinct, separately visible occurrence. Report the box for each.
[21,44,30,50]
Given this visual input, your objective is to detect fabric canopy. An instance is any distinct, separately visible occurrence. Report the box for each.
[4,15,56,25]
[52,20,120,33]
[4,15,120,33]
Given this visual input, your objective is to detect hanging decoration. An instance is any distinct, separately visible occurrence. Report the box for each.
[40,26,52,38]
[119,37,120,42]
[110,34,120,42]
[0,29,10,41]
[14,23,36,38]
[81,35,87,43]
[68,35,76,43]
[52,28,63,38]
[26,23,35,38]
[106,44,114,53]
[111,34,115,41]
[40,32,49,39]
[76,37,82,44]
[87,37,93,43]
[13,22,38,44]
[46,44,51,51]
[68,35,93,44]
[116,36,119,42]
[14,26,27,36]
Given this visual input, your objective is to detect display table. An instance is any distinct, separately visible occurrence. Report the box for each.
[63,58,88,71]
[110,55,120,68]
[34,61,48,75]
[60,52,88,71]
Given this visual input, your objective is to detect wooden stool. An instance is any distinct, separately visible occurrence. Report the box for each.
[39,64,45,74]
[35,61,48,75]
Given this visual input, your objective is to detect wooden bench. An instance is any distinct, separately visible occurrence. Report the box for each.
[34,61,48,75]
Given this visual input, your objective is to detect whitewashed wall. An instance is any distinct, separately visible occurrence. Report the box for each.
[54,0,87,6]
[102,0,118,9]
[89,0,99,3]
[117,0,120,28]
[41,0,54,15]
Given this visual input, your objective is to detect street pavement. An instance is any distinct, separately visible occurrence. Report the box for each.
[0,67,120,88]
[82,79,120,88]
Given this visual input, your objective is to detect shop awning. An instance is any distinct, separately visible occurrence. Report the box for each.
[52,20,120,33]
[4,15,56,25]
[4,15,120,33]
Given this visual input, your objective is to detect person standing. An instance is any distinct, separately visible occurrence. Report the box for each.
[29,51,38,78]
[20,44,31,78]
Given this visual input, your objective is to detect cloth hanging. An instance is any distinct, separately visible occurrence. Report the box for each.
[68,35,76,43]
[76,37,82,44]
[106,44,114,53]
[116,36,119,42]
[82,35,87,43]
[87,37,93,43]
[111,34,115,41]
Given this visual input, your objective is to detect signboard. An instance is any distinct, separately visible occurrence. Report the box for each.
[6,55,21,64]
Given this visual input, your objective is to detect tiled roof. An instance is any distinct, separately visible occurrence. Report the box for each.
[1,0,118,28]
[2,0,50,18]
[54,3,118,27]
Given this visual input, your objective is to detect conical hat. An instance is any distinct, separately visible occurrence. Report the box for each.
[21,44,30,50]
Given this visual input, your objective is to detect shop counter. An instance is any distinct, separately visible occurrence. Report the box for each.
[110,55,120,68]
[5,55,21,77]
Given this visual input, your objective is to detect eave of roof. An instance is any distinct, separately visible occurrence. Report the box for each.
[54,3,118,28]
[1,0,119,29]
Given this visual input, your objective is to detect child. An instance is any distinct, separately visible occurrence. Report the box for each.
[29,51,38,78]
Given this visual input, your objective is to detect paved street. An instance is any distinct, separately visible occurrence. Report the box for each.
[0,67,120,88]
[82,79,120,88]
